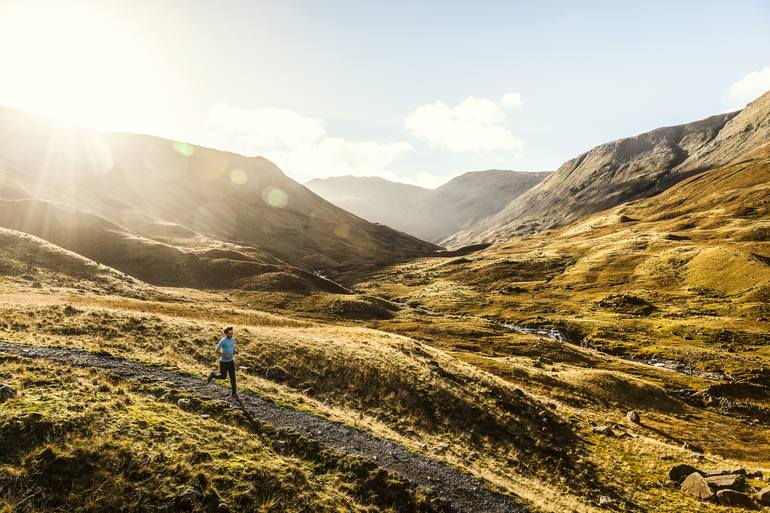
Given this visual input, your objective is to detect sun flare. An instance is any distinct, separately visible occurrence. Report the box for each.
[0,3,156,131]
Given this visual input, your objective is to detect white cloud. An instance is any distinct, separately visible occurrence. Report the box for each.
[727,67,770,109]
[209,102,412,181]
[501,92,523,109]
[404,95,524,154]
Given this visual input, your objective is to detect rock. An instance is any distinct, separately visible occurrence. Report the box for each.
[177,398,191,408]
[747,470,762,479]
[753,486,770,506]
[715,489,756,508]
[667,464,701,484]
[681,472,714,500]
[703,468,747,477]
[200,414,210,419]
[598,495,612,507]
[0,384,17,403]
[705,474,747,491]
[217,503,230,513]
[592,425,615,436]
[626,410,640,423]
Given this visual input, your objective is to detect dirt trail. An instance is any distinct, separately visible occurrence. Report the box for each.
[0,342,529,513]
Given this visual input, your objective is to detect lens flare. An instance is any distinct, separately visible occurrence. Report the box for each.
[263,186,288,208]
[172,141,195,157]
[334,222,350,238]
[230,168,247,185]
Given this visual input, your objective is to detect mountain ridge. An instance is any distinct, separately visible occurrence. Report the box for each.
[446,91,770,246]
[306,169,550,243]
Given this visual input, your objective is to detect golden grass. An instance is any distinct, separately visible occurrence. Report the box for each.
[0,356,418,513]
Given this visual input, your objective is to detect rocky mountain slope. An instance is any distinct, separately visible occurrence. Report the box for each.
[306,170,549,242]
[447,91,770,246]
[0,107,437,283]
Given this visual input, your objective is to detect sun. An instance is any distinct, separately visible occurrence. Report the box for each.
[0,3,156,131]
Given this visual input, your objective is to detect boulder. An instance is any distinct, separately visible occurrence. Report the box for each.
[598,496,612,507]
[667,464,701,484]
[705,474,747,491]
[681,472,714,500]
[715,489,756,508]
[592,425,615,436]
[0,384,17,403]
[626,410,640,423]
[753,487,770,507]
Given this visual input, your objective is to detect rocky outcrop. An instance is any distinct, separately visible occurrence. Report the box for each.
[669,464,765,509]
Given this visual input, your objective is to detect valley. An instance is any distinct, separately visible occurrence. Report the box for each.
[1,92,769,513]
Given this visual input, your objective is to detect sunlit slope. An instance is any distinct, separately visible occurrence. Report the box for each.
[0,226,163,299]
[360,145,770,379]
[0,198,349,293]
[448,90,770,246]
[0,106,437,279]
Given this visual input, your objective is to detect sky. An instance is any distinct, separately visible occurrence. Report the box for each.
[0,0,769,188]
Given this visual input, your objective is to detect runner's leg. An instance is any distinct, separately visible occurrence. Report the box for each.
[227,361,236,393]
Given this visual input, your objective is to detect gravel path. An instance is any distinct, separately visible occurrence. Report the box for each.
[0,342,530,513]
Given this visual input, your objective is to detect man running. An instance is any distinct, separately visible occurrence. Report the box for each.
[207,326,238,397]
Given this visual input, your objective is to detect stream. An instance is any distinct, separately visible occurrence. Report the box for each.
[500,322,729,382]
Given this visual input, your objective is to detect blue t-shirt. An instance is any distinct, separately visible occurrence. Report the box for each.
[217,336,235,362]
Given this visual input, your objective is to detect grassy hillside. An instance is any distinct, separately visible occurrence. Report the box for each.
[358,144,770,373]
[0,106,437,280]
[0,198,350,293]
[0,356,443,513]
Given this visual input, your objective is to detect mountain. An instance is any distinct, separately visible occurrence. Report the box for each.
[304,176,431,239]
[306,170,549,243]
[0,107,437,284]
[447,90,770,246]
